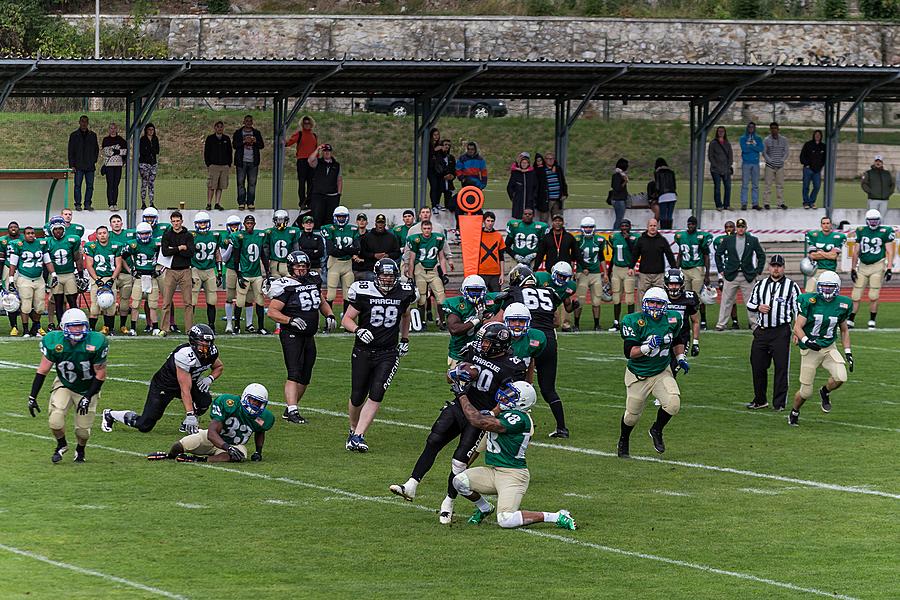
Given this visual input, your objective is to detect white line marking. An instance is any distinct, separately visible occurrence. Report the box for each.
[739,488,782,496]
[562,492,595,499]
[74,504,108,510]
[0,542,187,599]
[0,428,859,599]
[3,412,26,418]
[263,499,298,506]
[653,490,692,497]
[175,502,207,509]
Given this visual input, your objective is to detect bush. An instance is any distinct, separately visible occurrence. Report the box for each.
[582,0,606,16]
[526,0,556,15]
[206,0,231,14]
[820,0,848,18]
[859,0,900,19]
[730,0,763,18]
[0,0,44,54]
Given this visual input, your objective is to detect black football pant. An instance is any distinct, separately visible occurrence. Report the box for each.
[280,330,317,385]
[130,379,213,433]
[750,324,791,409]
[349,346,400,407]
[535,328,566,430]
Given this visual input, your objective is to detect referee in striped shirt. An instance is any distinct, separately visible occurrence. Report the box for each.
[746,254,801,410]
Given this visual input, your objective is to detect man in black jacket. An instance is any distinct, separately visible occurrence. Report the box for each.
[308,144,343,229]
[297,216,326,269]
[204,121,232,211]
[160,211,196,333]
[359,214,401,273]
[232,115,265,211]
[68,115,99,211]
[714,218,766,331]
[799,130,825,209]
[534,214,577,272]
[629,218,677,295]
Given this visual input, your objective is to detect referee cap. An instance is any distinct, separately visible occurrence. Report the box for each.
[769,254,785,266]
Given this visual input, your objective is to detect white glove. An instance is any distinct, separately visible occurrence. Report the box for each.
[181,412,199,434]
[290,317,307,331]
[398,339,410,357]
[662,333,673,345]
[465,315,481,328]
[197,376,214,393]
[325,315,337,332]
[356,328,374,344]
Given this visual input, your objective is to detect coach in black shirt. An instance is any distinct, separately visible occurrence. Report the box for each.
[160,211,196,333]
[629,218,677,295]
[746,254,801,410]
[534,213,578,271]
[297,215,326,268]
[359,214,401,273]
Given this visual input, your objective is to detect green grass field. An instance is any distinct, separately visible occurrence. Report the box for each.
[0,304,898,599]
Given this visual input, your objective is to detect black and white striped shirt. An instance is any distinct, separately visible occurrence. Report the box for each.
[746,275,801,328]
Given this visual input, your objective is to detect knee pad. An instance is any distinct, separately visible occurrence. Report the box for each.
[48,411,66,431]
[832,365,848,384]
[661,396,681,416]
[451,458,467,475]
[497,511,524,528]
[623,409,641,427]
[74,427,91,441]
[452,472,471,496]
[798,383,813,400]
[868,288,880,302]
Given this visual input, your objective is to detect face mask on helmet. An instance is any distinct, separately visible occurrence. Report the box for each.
[495,380,536,412]
[816,281,840,300]
[334,212,350,227]
[477,323,512,357]
[642,291,668,320]
[462,284,486,303]
[274,211,289,230]
[195,220,210,232]
[551,265,573,286]
[143,214,158,227]
[62,318,89,343]
[504,315,530,337]
[136,227,153,243]
[375,260,398,293]
[240,390,268,417]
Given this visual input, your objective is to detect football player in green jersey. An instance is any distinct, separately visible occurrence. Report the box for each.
[675,215,713,328]
[44,208,85,240]
[504,208,549,271]
[45,215,85,326]
[147,383,274,463]
[83,225,124,333]
[8,226,57,337]
[321,205,359,317]
[108,214,136,333]
[233,214,270,334]
[0,221,23,335]
[393,209,416,270]
[441,275,503,367]
[407,220,449,330]
[850,209,895,329]
[191,212,225,331]
[27,308,108,463]
[789,271,853,426]
[122,222,163,335]
[503,302,545,384]
[804,216,847,292]
[141,206,170,241]
[608,218,637,331]
[266,209,300,277]
[222,214,243,333]
[573,217,609,331]
[453,380,576,530]
[618,287,686,457]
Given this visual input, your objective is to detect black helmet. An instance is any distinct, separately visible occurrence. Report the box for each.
[664,268,685,297]
[476,322,513,358]
[286,251,310,278]
[188,323,215,359]
[508,264,537,288]
[374,258,399,293]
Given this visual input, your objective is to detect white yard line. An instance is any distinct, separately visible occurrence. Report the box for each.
[0,542,187,600]
[0,427,860,600]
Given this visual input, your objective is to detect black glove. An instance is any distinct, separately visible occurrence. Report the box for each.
[845,351,854,372]
[8,280,15,293]
[153,269,163,279]
[27,396,40,417]
[216,273,224,288]
[886,270,893,282]
[95,278,105,287]
[76,396,91,416]
[850,269,858,283]
[226,444,244,462]
[238,277,248,289]
[803,337,822,352]
[398,338,410,357]
[569,299,581,312]
[251,451,262,462]
[691,340,700,357]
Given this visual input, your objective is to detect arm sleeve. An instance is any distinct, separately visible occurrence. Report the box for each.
[629,238,642,268]
[160,230,176,257]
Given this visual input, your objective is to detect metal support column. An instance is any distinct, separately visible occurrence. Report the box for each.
[412,98,423,210]
[0,62,37,111]
[553,99,570,172]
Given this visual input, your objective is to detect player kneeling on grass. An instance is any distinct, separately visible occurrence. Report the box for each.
[789,271,853,426]
[617,287,687,458]
[452,380,576,530]
[27,308,108,463]
[148,383,273,463]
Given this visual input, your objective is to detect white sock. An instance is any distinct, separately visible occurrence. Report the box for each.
[543,512,559,523]
[224,303,233,324]
[440,495,454,512]
[403,477,418,494]
[109,410,131,424]
[287,405,298,413]
[475,497,491,512]
[245,307,252,327]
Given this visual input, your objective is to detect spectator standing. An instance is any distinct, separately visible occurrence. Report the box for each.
[67,115,99,211]
[100,123,127,211]
[297,215,326,269]
[629,218,676,295]
[707,126,733,210]
[232,115,265,211]
[204,120,232,211]
[426,127,443,211]
[507,152,539,220]
[799,130,826,209]
[542,152,568,220]
[308,144,343,229]
[533,213,577,274]
[746,254,801,410]
[160,211,196,333]
[610,158,629,230]
[138,123,160,210]
[861,154,894,215]
[762,122,789,210]
[714,218,765,331]
[285,115,318,210]
[739,122,763,210]
[358,214,401,273]
[653,158,677,230]
[532,154,550,221]
[436,139,456,215]
[456,141,488,191]
[607,218,637,332]
[478,211,506,292]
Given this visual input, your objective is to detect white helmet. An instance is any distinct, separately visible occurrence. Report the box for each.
[61,308,90,343]
[503,302,532,338]
[816,270,841,300]
[799,257,817,277]
[551,261,574,286]
[1,289,20,313]
[142,206,159,226]
[699,284,718,305]
[240,383,269,417]
[641,287,669,319]
[274,209,290,229]
[865,209,882,229]
[497,380,536,412]
[194,211,211,232]
[580,216,596,234]
[136,222,153,242]
[460,275,487,304]
[96,287,116,310]
[600,281,613,302]
[226,214,241,232]
[333,205,350,226]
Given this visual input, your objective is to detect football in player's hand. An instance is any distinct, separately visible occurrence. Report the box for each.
[455,363,479,382]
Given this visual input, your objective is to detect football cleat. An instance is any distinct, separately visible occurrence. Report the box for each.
[345,432,355,451]
[126,328,136,337]
[555,509,577,530]
[389,484,416,502]
[467,504,495,525]
[820,386,832,413]
[100,326,110,335]
[9,327,18,337]
[51,445,68,464]
[788,410,800,427]
[617,437,629,458]
[607,320,619,332]
[282,408,308,424]
[700,321,708,331]
[439,497,454,525]
[746,401,769,410]
[354,435,369,453]
[23,333,31,338]
[176,454,207,463]
[73,451,85,463]
[258,328,270,336]
[225,323,234,334]
[846,319,855,329]
[245,324,257,334]
[101,409,115,432]
[867,320,876,330]
[146,451,171,460]
[169,324,181,334]
[649,427,666,453]
[548,428,569,439]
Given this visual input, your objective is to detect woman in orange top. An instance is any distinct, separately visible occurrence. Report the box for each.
[286,115,319,209]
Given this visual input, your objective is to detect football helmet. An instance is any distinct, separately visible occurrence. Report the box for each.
[476,322,513,358]
[274,209,290,230]
[286,250,310,279]
[866,209,882,229]
[699,284,717,305]
[496,380,537,412]
[799,257,817,277]
[641,287,669,320]
[136,222,153,243]
[374,258,399,293]
[194,211,211,232]
[142,206,159,226]
[96,286,116,310]
[551,262,574,286]
[816,270,841,301]
[600,281,614,303]
[239,383,269,417]
[460,275,487,304]
[580,216,596,235]
[76,275,90,293]
[508,264,537,288]
[48,216,66,238]
[664,268,685,298]
[188,323,216,359]
[0,289,20,313]
[225,214,241,232]
[333,205,350,227]
[61,308,89,343]
[503,302,531,338]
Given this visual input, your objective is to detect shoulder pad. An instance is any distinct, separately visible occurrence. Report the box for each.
[266,277,299,299]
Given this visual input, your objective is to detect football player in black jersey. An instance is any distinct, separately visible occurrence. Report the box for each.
[341,258,418,452]
[267,251,337,424]
[101,324,223,434]
[390,322,527,525]
[502,264,573,438]
[663,268,701,366]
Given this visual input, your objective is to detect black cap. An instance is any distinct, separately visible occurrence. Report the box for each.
[769,254,785,266]
[736,218,747,228]
[322,143,333,151]
[301,215,314,223]
[402,209,414,217]
[552,213,564,221]
[375,213,387,223]
[687,215,698,224]
[356,212,367,221]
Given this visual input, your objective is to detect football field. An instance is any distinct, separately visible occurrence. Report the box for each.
[0,315,898,599]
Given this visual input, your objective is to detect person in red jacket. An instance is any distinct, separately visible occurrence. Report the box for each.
[286,115,319,210]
